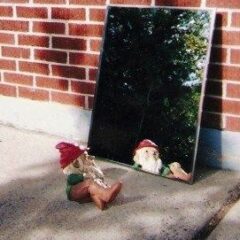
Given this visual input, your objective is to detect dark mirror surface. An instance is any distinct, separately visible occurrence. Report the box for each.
[88,7,215,180]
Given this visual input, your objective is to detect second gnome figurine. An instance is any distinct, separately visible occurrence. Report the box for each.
[56,142,122,210]
[133,139,192,182]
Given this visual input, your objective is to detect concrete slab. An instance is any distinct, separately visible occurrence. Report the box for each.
[0,125,240,240]
[207,199,240,240]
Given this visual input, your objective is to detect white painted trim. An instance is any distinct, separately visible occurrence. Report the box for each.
[198,127,240,171]
[0,95,91,142]
[201,0,206,8]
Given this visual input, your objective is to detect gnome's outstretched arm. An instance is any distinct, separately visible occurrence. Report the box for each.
[78,152,108,188]
[168,162,192,182]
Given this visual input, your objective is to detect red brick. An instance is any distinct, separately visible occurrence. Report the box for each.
[215,12,228,28]
[4,72,33,86]
[0,59,16,71]
[226,116,240,131]
[52,65,85,79]
[33,22,65,34]
[89,68,98,81]
[51,91,85,107]
[0,20,28,32]
[34,0,65,3]
[210,47,227,63]
[90,39,101,52]
[208,64,240,81]
[207,0,240,8]
[52,37,86,50]
[18,34,49,47]
[232,12,240,27]
[223,100,240,114]
[70,53,99,66]
[0,0,28,2]
[71,81,95,94]
[0,83,16,97]
[226,83,240,98]
[36,76,68,91]
[87,96,94,109]
[69,24,103,37]
[156,0,200,6]
[213,30,240,45]
[201,111,223,129]
[90,9,105,22]
[19,61,49,75]
[111,0,150,4]
[0,33,15,44]
[52,8,85,20]
[0,6,13,17]
[230,49,240,64]
[19,87,49,101]
[205,80,222,96]
[205,97,240,115]
[34,49,67,63]
[17,7,48,18]
[2,46,30,59]
[69,0,105,5]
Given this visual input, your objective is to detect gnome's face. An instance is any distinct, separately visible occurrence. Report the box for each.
[62,158,83,176]
[133,146,162,174]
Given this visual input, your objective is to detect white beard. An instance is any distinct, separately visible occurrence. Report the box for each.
[134,147,162,175]
[62,155,109,188]
[139,156,162,174]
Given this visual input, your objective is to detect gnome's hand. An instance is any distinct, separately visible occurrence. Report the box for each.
[94,178,109,188]
[169,162,192,182]
[92,167,105,179]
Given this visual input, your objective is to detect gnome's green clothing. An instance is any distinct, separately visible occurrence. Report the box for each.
[66,173,84,200]
[160,164,171,177]
[132,163,171,177]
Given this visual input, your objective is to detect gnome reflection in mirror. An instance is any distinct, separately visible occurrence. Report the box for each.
[133,139,192,182]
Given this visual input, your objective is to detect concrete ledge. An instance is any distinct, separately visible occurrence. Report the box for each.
[198,128,240,171]
[207,199,240,240]
[0,96,91,142]
[0,96,239,171]
[0,124,240,240]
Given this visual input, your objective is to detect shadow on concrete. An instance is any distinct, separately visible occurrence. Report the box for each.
[207,221,240,240]
[0,161,147,239]
[0,153,239,240]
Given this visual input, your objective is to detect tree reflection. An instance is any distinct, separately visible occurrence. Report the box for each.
[91,7,212,169]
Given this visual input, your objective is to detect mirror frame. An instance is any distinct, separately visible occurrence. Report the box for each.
[88,6,216,183]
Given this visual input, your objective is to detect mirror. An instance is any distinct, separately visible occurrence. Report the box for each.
[88,7,215,183]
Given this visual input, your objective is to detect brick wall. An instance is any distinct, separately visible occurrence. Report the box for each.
[0,0,239,132]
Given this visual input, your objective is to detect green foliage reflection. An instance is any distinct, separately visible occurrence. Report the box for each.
[101,7,211,168]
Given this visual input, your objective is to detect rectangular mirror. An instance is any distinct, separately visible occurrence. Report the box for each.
[88,7,215,183]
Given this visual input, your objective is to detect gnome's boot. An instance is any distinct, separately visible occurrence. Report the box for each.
[169,162,192,182]
[89,181,122,210]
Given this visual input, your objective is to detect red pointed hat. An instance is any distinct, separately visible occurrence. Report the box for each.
[56,142,87,169]
[134,139,159,154]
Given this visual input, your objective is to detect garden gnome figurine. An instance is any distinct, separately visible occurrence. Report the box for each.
[133,139,192,182]
[133,139,162,174]
[56,142,122,210]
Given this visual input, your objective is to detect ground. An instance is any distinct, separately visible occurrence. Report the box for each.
[0,125,240,240]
